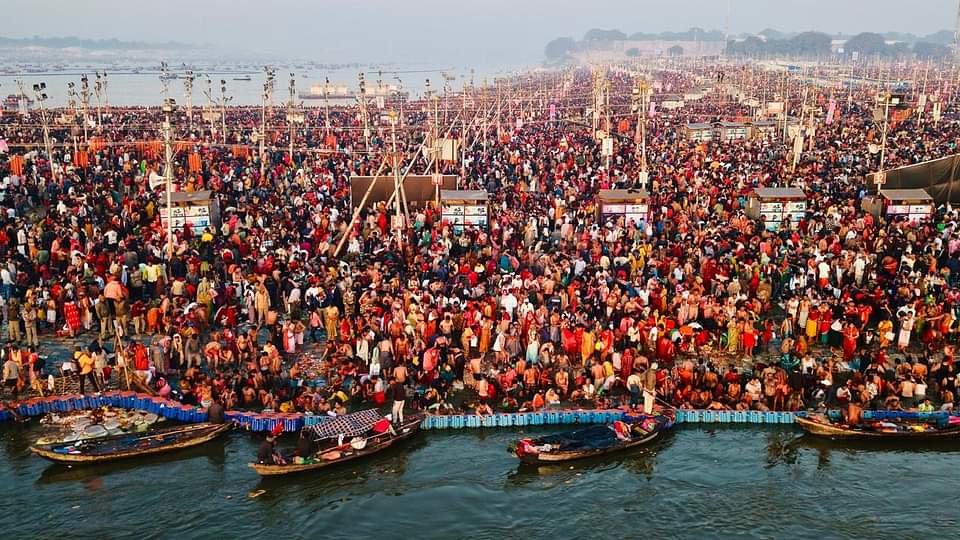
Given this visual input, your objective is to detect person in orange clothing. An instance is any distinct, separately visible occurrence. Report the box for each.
[842,323,860,363]
[580,324,596,364]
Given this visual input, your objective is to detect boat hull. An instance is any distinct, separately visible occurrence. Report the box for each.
[517,430,662,464]
[795,416,960,439]
[249,417,421,476]
[30,423,230,464]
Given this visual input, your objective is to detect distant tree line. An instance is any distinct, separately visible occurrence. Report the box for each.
[0,35,192,50]
[546,27,955,61]
[546,27,723,61]
[727,31,952,60]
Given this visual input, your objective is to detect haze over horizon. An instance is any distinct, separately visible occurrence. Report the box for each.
[4,0,957,65]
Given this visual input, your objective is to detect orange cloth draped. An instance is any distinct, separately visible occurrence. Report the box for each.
[188,152,202,173]
[232,144,249,158]
[9,155,24,176]
[88,137,105,153]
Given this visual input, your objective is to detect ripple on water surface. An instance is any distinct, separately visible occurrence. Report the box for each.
[1,423,958,539]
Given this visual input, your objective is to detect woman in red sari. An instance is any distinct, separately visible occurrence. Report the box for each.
[842,323,859,363]
[741,321,757,357]
[63,297,81,336]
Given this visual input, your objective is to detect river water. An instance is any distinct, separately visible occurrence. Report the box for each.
[0,64,526,109]
[2,422,957,539]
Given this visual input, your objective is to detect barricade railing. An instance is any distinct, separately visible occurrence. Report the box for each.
[0,395,798,433]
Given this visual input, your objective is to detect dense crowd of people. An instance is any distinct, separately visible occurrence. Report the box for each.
[2,62,960,422]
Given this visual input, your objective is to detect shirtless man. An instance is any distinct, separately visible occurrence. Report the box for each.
[845,399,864,425]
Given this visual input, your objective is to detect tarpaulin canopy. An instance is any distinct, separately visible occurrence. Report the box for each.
[309,409,383,441]
[869,154,960,204]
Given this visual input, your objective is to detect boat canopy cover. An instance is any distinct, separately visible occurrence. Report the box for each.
[309,409,383,441]
[533,425,621,451]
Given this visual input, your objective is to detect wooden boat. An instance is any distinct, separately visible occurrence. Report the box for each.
[513,414,673,464]
[35,408,162,445]
[796,413,960,439]
[249,416,421,476]
[30,423,230,464]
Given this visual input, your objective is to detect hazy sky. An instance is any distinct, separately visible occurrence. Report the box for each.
[5,0,957,65]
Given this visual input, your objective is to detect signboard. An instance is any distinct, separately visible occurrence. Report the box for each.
[601,137,614,157]
[886,205,909,215]
[439,138,460,161]
[442,204,488,230]
[602,204,626,214]
[759,202,783,213]
[786,202,806,212]
[159,204,212,231]
[625,214,646,226]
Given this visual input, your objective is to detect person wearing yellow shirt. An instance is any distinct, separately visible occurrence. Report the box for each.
[602,358,616,392]
[75,346,100,394]
[580,327,596,364]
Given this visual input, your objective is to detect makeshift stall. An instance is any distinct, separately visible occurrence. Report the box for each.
[158,190,220,232]
[714,121,749,142]
[685,123,713,142]
[745,187,806,231]
[596,189,651,228]
[748,120,779,140]
[862,188,934,223]
[440,190,489,232]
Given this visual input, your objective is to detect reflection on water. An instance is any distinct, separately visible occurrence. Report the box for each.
[36,437,229,485]
[765,431,802,468]
[508,432,674,486]
[253,436,426,497]
[2,422,960,538]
